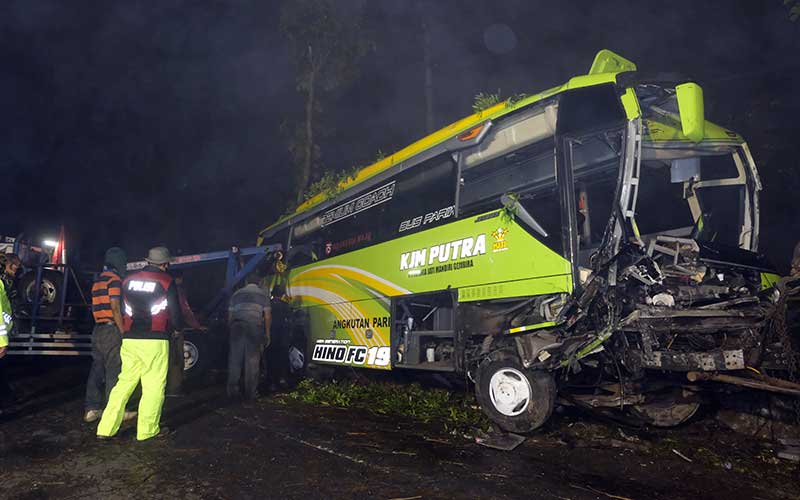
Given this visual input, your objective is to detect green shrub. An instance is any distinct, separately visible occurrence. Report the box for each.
[285,378,489,433]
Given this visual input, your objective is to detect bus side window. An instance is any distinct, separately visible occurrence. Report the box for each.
[317,211,378,259]
[459,138,564,254]
[382,155,457,239]
[287,244,317,267]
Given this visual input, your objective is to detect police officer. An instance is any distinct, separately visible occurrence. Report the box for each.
[97,247,182,441]
[227,274,271,400]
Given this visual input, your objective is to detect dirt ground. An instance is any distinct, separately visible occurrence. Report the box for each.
[0,359,798,500]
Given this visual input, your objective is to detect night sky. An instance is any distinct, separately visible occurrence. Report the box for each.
[1,0,798,270]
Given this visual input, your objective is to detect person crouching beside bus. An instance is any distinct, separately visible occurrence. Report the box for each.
[97,247,182,441]
[266,284,290,392]
[227,274,271,400]
[83,247,136,423]
[0,254,21,411]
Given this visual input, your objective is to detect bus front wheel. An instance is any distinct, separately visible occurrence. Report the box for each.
[475,351,556,433]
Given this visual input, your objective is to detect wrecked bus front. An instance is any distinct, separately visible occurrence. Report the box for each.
[491,69,788,429]
[521,80,790,427]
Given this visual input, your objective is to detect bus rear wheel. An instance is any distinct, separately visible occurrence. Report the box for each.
[475,351,556,433]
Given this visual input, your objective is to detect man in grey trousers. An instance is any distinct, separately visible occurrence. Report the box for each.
[227,275,271,400]
[84,247,136,423]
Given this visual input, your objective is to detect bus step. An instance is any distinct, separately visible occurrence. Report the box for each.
[398,360,455,372]
[408,330,455,338]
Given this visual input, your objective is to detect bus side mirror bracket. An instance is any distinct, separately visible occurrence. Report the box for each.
[500,193,549,238]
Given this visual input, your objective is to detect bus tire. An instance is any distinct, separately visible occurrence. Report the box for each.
[475,350,556,433]
[629,388,700,427]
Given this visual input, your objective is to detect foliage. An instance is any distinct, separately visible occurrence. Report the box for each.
[507,93,530,106]
[472,91,502,113]
[500,192,519,224]
[302,164,361,202]
[786,0,800,22]
[277,163,361,219]
[284,378,490,433]
[280,0,371,94]
[472,91,530,114]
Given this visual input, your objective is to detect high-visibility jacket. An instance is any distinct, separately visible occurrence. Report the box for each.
[0,280,12,348]
[122,265,182,340]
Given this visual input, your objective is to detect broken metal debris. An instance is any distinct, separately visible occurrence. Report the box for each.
[687,371,800,397]
[488,228,800,428]
[474,430,527,451]
[672,449,693,463]
[776,438,800,462]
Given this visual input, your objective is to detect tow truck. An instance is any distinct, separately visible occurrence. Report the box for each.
[4,237,282,377]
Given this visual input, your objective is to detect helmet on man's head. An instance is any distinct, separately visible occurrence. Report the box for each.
[145,246,171,266]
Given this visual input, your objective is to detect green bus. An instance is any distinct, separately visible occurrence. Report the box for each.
[259,50,779,432]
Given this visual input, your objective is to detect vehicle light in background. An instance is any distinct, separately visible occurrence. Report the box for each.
[42,240,58,248]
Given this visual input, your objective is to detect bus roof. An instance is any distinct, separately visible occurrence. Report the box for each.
[260,50,638,240]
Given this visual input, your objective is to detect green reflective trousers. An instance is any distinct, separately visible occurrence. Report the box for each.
[0,280,13,348]
[97,338,168,441]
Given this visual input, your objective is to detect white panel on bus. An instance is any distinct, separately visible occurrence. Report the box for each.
[463,103,558,169]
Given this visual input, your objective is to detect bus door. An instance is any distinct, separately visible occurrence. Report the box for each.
[558,128,625,276]
[555,85,629,281]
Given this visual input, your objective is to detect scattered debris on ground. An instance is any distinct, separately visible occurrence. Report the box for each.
[473,429,526,451]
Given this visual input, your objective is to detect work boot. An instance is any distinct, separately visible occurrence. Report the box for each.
[123,410,138,422]
[84,409,102,423]
[139,426,171,442]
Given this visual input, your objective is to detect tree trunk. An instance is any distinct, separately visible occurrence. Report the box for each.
[423,19,434,134]
[297,46,316,204]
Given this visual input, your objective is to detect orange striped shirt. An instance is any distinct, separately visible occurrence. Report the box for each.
[92,270,122,324]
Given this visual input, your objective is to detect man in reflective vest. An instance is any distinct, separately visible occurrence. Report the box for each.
[0,254,20,357]
[0,254,20,410]
[97,246,182,441]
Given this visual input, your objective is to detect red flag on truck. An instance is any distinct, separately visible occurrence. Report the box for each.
[50,225,66,265]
